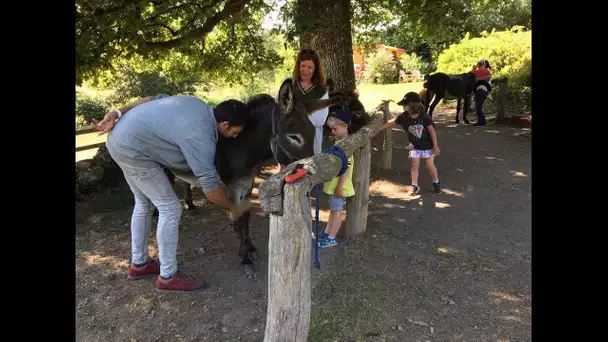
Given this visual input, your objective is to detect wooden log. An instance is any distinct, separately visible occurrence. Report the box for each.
[380,101,392,170]
[346,138,371,237]
[264,181,312,342]
[259,102,387,216]
[76,142,106,152]
[76,125,98,135]
[493,76,508,124]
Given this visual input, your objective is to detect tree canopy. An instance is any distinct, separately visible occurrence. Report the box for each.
[76,0,531,85]
[76,0,278,84]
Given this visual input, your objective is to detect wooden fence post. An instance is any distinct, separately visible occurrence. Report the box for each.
[264,181,312,342]
[381,100,392,170]
[346,138,371,237]
[494,76,508,124]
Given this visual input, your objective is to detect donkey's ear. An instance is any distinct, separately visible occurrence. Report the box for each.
[326,78,335,93]
[278,77,294,116]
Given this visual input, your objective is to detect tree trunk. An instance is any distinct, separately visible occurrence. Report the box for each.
[296,0,355,91]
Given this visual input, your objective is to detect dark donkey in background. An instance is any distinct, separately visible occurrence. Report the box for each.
[322,78,369,139]
[422,71,477,124]
[159,77,363,277]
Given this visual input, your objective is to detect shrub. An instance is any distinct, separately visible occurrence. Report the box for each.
[76,90,110,126]
[76,115,87,129]
[436,26,531,112]
[365,50,398,84]
[109,66,199,106]
[397,53,431,75]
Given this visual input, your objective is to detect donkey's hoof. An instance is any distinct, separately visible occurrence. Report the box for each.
[249,251,259,262]
[464,120,470,125]
[243,264,255,279]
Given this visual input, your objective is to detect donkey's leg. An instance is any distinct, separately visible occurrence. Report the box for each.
[227,172,257,278]
[463,94,471,124]
[429,92,443,118]
[183,184,197,213]
[456,97,462,124]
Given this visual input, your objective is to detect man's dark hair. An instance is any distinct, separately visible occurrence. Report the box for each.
[213,99,248,127]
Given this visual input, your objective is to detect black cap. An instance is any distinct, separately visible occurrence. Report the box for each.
[396,92,421,106]
[329,108,352,133]
[214,99,248,126]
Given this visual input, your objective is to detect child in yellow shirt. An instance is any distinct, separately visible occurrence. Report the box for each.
[316,109,355,248]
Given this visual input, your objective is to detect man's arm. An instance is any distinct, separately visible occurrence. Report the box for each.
[92,94,169,134]
[178,134,248,220]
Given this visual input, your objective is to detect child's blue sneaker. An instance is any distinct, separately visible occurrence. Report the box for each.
[312,231,329,241]
[318,238,339,248]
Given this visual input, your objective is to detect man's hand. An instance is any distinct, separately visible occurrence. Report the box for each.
[92,110,119,135]
[335,186,343,197]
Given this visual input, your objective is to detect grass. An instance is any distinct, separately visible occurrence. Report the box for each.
[357,82,424,113]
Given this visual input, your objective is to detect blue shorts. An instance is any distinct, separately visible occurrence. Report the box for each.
[328,195,345,211]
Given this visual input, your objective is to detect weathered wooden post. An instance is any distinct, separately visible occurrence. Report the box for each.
[380,100,392,170]
[345,137,371,237]
[264,181,312,342]
[259,103,387,341]
[493,76,508,124]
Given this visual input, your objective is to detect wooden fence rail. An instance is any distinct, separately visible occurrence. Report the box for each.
[76,125,106,153]
[258,101,389,341]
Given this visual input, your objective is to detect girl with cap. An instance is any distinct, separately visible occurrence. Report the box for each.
[314,109,355,248]
[381,92,441,195]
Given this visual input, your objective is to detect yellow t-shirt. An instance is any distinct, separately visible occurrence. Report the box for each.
[322,140,355,197]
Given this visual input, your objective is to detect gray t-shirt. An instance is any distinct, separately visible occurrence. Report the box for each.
[107,94,221,193]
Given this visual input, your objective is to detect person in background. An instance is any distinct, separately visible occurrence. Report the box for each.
[471,58,493,126]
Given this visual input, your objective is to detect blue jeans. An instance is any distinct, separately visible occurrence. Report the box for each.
[475,89,488,125]
[107,138,184,278]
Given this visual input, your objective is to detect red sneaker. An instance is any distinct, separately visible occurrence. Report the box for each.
[126,259,160,280]
[156,271,205,293]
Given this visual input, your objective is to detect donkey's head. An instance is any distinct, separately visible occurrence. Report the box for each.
[325,78,369,133]
[258,78,342,165]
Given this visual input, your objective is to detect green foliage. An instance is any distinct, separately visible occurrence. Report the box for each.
[76,90,111,126]
[365,50,398,84]
[436,27,530,76]
[380,0,531,62]
[76,115,87,130]
[108,65,199,105]
[76,0,278,85]
[436,26,531,110]
[397,53,430,74]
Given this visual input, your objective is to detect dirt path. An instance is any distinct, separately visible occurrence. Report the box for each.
[75,108,531,342]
